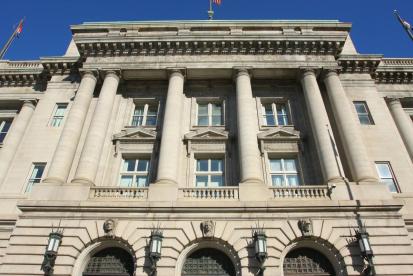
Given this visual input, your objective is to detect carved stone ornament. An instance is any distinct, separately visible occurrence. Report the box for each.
[298,219,313,237]
[200,220,215,238]
[103,219,116,237]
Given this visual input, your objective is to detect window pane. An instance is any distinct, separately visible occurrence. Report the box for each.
[270,159,282,172]
[34,165,45,178]
[134,106,145,116]
[147,105,158,116]
[286,175,299,186]
[284,159,297,172]
[211,104,222,115]
[376,163,392,178]
[265,115,275,126]
[354,102,367,114]
[196,160,208,171]
[277,104,289,125]
[146,116,157,126]
[132,116,144,126]
[271,175,285,186]
[136,176,148,187]
[211,115,222,126]
[55,105,67,116]
[359,115,371,125]
[210,159,223,172]
[120,176,133,187]
[383,179,398,193]
[0,133,5,143]
[0,121,11,132]
[197,116,209,126]
[196,175,208,187]
[198,104,208,115]
[263,105,275,125]
[123,160,136,172]
[210,175,224,187]
[137,159,149,172]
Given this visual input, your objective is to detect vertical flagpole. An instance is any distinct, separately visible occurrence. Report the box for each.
[208,0,214,20]
[0,18,24,60]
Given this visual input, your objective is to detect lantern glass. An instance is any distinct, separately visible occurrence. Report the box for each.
[150,239,157,254]
[156,239,162,254]
[362,236,371,252]
[47,236,61,253]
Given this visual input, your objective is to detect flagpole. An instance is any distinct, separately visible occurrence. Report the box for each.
[0,18,24,60]
[208,0,214,20]
[394,10,413,41]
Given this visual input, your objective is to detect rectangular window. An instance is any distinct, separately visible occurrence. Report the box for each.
[0,119,12,143]
[50,103,68,127]
[197,103,223,126]
[269,158,300,187]
[262,102,289,126]
[195,158,224,187]
[131,103,158,127]
[25,163,46,193]
[353,101,374,125]
[375,162,399,193]
[119,158,150,187]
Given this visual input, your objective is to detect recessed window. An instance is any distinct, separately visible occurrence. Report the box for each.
[197,103,223,126]
[131,103,158,127]
[353,101,374,125]
[119,158,150,187]
[0,119,12,143]
[25,163,46,193]
[262,102,289,126]
[195,158,224,187]
[269,158,300,186]
[50,103,68,127]
[375,162,399,193]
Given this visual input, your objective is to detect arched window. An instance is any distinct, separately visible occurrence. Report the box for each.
[283,247,335,276]
[182,248,236,276]
[83,247,134,276]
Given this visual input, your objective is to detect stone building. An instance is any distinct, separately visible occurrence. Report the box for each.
[0,19,412,276]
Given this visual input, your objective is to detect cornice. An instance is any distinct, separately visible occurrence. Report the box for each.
[374,58,413,84]
[337,54,382,74]
[0,60,44,87]
[40,56,81,75]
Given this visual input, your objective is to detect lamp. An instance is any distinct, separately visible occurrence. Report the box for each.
[355,226,375,276]
[149,229,163,276]
[253,229,267,275]
[41,229,63,275]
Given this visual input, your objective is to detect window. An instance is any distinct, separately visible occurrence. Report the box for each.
[50,103,68,127]
[353,101,374,125]
[261,102,289,126]
[269,158,300,186]
[375,162,399,193]
[25,163,46,193]
[0,119,12,143]
[119,158,150,187]
[131,103,158,127]
[195,158,224,187]
[197,103,223,126]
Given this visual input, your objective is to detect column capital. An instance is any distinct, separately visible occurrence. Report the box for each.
[385,96,402,104]
[20,98,37,109]
[166,67,186,79]
[99,69,121,81]
[233,67,252,78]
[299,67,319,79]
[321,66,342,79]
[79,69,98,81]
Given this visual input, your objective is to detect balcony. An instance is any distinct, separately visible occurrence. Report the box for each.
[89,187,148,200]
[179,187,239,200]
[270,185,330,199]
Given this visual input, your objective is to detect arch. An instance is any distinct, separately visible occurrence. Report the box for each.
[72,238,136,276]
[175,239,242,276]
[280,238,347,276]
[182,247,236,276]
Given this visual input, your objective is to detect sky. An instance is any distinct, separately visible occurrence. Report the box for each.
[1,0,413,60]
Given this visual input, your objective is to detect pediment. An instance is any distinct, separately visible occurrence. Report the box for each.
[258,128,300,141]
[184,128,229,141]
[113,127,156,142]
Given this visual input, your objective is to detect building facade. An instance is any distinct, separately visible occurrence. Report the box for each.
[0,19,413,275]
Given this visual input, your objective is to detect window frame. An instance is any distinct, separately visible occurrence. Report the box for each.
[119,157,151,188]
[196,101,224,127]
[375,161,400,193]
[0,119,12,143]
[353,101,374,125]
[261,101,291,126]
[49,103,68,127]
[194,157,225,187]
[130,102,159,127]
[267,156,302,187]
[25,162,46,193]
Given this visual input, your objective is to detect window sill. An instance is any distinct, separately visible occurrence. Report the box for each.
[125,125,157,130]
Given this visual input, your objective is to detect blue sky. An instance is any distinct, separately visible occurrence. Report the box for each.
[1,0,413,60]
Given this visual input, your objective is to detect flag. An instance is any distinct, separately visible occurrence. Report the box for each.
[394,10,413,41]
[16,21,23,35]
[213,0,221,5]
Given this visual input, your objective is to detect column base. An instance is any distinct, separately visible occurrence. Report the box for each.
[239,180,270,201]
[148,180,178,202]
[356,176,378,183]
[41,176,65,185]
[71,177,95,186]
[29,181,91,201]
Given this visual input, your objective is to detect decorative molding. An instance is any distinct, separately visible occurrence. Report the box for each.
[257,128,300,142]
[184,128,229,142]
[337,54,382,74]
[0,60,44,87]
[40,56,81,75]
[112,127,157,156]
[373,58,413,84]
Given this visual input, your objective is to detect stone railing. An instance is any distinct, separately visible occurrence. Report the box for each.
[90,187,148,200]
[381,58,413,66]
[270,185,330,199]
[179,187,239,200]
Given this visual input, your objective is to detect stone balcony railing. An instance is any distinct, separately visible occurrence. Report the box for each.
[179,187,239,200]
[90,187,148,200]
[270,185,330,199]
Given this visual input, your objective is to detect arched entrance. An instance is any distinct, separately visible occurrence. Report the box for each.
[283,247,335,276]
[83,247,134,276]
[182,248,236,276]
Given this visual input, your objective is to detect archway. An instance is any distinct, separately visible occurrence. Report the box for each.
[83,247,134,276]
[182,247,236,276]
[283,247,335,276]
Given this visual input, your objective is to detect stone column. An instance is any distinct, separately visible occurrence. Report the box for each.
[323,69,377,182]
[0,100,36,187]
[235,68,263,183]
[387,97,413,161]
[71,70,119,185]
[148,69,184,201]
[300,69,342,183]
[43,71,97,184]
